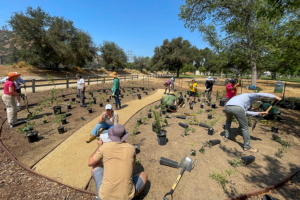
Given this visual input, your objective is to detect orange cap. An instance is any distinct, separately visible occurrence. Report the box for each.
[8,72,21,80]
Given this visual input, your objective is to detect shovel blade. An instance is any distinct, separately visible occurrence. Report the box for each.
[179,157,193,172]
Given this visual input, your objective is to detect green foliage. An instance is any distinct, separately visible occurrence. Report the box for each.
[87,101,93,109]
[191,128,195,133]
[209,169,233,189]
[142,116,149,124]
[229,158,243,168]
[275,147,287,159]
[16,122,35,135]
[53,113,66,124]
[275,138,290,148]
[185,116,199,125]
[199,146,205,154]
[133,122,140,134]
[153,110,164,134]
[99,41,127,70]
[184,127,191,135]
[204,116,220,128]
[197,109,203,114]
[27,107,43,121]
[135,158,141,166]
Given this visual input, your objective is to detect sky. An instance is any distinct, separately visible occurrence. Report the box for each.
[0,0,209,60]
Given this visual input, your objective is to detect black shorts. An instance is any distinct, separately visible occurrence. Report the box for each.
[16,89,21,93]
[167,105,177,111]
[190,91,196,97]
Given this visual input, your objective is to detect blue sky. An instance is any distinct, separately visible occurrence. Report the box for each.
[0,0,209,59]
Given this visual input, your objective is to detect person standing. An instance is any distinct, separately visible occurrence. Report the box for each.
[170,75,175,90]
[0,73,26,108]
[204,76,214,102]
[88,124,148,200]
[164,80,172,94]
[225,79,241,103]
[76,74,85,104]
[224,93,281,153]
[2,72,23,125]
[86,104,119,143]
[189,78,198,103]
[111,72,121,110]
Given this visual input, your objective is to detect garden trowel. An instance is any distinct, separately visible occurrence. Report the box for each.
[252,99,279,131]
[162,157,198,200]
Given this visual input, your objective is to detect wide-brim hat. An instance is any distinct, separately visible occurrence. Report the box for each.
[108,124,129,142]
[207,76,213,81]
[169,92,175,96]
[8,72,21,80]
[110,71,118,78]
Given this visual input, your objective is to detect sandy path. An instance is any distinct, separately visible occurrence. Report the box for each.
[33,89,165,189]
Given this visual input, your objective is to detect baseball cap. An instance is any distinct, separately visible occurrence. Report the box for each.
[105,104,112,110]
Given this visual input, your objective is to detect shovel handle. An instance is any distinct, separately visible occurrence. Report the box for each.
[172,167,185,190]
[264,99,279,116]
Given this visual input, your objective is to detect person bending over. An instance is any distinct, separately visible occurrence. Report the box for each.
[88,124,148,200]
[224,93,281,153]
[164,92,177,112]
[86,104,118,143]
[204,76,213,102]
[189,78,198,103]
[177,94,185,108]
[225,79,241,103]
[164,80,172,94]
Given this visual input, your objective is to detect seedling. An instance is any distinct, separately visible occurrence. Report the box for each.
[68,101,75,106]
[229,158,244,168]
[190,142,196,156]
[101,94,107,102]
[148,106,152,112]
[185,116,199,125]
[142,116,149,124]
[53,113,67,125]
[191,128,195,133]
[87,101,94,110]
[153,110,165,134]
[209,169,233,189]
[275,138,290,148]
[197,109,203,114]
[16,121,36,136]
[204,117,220,129]
[184,127,191,136]
[202,141,213,148]
[199,147,205,154]
[133,122,140,134]
[275,147,287,159]
[27,107,43,121]
[135,158,141,166]
[42,114,47,124]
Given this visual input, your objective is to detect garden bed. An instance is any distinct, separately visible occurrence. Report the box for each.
[88,90,300,199]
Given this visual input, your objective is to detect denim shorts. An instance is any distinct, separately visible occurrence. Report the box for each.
[93,167,145,200]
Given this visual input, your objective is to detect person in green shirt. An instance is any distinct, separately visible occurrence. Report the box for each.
[177,94,185,108]
[164,92,177,112]
[111,72,121,110]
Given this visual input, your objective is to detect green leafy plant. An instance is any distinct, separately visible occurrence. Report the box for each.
[209,169,233,189]
[101,94,107,102]
[42,114,47,124]
[202,141,213,148]
[68,101,75,106]
[53,113,67,125]
[135,158,141,166]
[142,116,149,124]
[204,117,220,128]
[197,109,203,114]
[191,128,195,133]
[275,147,287,159]
[184,127,191,136]
[16,122,35,136]
[27,107,43,121]
[133,122,140,134]
[275,138,290,148]
[229,158,244,168]
[190,142,196,156]
[148,106,152,112]
[153,110,164,134]
[199,146,205,154]
[185,116,199,125]
[87,101,93,110]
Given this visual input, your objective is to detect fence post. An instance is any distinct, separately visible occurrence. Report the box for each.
[32,79,35,93]
[97,75,98,86]
[124,75,126,81]
[132,75,133,80]
[104,77,105,84]
[66,78,69,89]
[88,76,90,85]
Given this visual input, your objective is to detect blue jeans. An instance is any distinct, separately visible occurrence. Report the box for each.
[91,122,114,137]
[114,90,121,108]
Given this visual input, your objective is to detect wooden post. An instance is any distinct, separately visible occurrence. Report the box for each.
[132,75,133,80]
[104,77,105,84]
[66,78,69,88]
[97,75,98,86]
[124,75,126,81]
[32,79,35,93]
[88,76,90,85]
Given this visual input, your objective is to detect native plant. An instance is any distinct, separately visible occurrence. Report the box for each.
[16,121,35,136]
[204,117,220,129]
[199,146,205,154]
[183,127,191,136]
[27,107,43,121]
[275,147,287,159]
[148,106,152,112]
[42,114,47,124]
[197,109,203,114]
[190,142,196,156]
[87,101,93,110]
[191,128,195,133]
[153,110,164,134]
[53,113,67,125]
[209,169,233,189]
[135,158,141,165]
[274,138,290,148]
[229,158,244,168]
[101,94,107,102]
[185,116,199,125]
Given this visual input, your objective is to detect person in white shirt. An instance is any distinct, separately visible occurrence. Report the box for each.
[76,74,85,104]
[170,75,175,90]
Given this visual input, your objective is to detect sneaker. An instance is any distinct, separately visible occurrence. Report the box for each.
[222,136,228,142]
[244,147,259,153]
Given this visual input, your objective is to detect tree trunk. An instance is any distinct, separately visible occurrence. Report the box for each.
[176,67,180,78]
[257,69,261,80]
[271,71,276,80]
[246,15,257,86]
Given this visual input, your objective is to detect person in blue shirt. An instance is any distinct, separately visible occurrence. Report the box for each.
[224,93,281,153]
[0,74,26,108]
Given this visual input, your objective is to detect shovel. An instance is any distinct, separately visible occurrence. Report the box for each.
[252,99,279,131]
[22,85,32,115]
[163,157,198,200]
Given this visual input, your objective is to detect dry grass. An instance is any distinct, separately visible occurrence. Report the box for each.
[12,61,34,70]
[124,68,141,74]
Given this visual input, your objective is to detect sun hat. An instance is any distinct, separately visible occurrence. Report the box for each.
[191,78,195,81]
[110,71,118,78]
[7,72,21,80]
[169,91,175,96]
[207,76,214,81]
[105,104,112,110]
[108,124,129,142]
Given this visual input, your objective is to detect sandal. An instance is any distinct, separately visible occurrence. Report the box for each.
[222,136,228,142]
[244,147,259,153]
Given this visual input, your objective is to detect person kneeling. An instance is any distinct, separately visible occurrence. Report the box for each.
[164,92,177,112]
[177,94,185,108]
[86,104,118,143]
[88,124,148,200]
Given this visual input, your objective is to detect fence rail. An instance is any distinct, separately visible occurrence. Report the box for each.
[0,74,159,93]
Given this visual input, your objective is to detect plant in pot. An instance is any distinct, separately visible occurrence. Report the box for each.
[42,114,47,124]
[153,110,167,145]
[17,121,38,143]
[68,101,75,109]
[204,117,220,135]
[271,115,279,133]
[148,106,152,112]
[160,98,167,114]
[87,101,94,113]
[190,142,196,156]
[53,113,67,134]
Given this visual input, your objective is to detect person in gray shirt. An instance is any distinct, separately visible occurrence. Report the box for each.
[224,93,281,153]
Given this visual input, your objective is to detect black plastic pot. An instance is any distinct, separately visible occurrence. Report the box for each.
[76,95,79,98]
[72,98,76,102]
[184,95,186,97]
[179,122,189,128]
[220,100,225,106]
[177,116,186,119]
[152,123,157,132]
[148,113,152,118]
[199,122,210,129]
[106,99,109,102]
[93,99,96,104]
[97,90,100,92]
[208,114,212,119]
[157,130,167,146]
[211,104,216,109]
[103,89,106,93]
[53,106,61,115]
[206,109,212,112]
[80,104,87,107]
[88,108,93,113]
[63,99,69,102]
[11,120,27,127]
[137,118,142,125]
[120,95,124,98]
[84,96,87,99]
[162,110,166,115]
[62,95,65,98]
[65,113,72,117]
[145,92,148,95]
[197,99,200,102]
[209,139,220,145]
[272,134,281,141]
[241,155,255,165]
[159,157,179,168]
[190,104,193,110]
[201,104,204,108]
[99,103,103,107]
[62,118,67,125]
[137,89,139,92]
[27,132,39,143]
[90,93,93,97]
[271,127,279,133]
[138,95,141,100]
[208,128,214,135]
[57,126,64,134]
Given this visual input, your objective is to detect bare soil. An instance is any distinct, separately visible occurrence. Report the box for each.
[89,89,300,199]
[0,80,160,167]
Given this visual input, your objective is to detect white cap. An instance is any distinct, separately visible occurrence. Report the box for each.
[105,104,112,110]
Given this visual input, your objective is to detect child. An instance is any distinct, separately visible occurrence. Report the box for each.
[189,78,198,103]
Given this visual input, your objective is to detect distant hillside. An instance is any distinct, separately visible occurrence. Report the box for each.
[0,30,17,64]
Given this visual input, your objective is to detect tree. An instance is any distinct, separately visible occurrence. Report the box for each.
[133,56,146,72]
[179,0,262,85]
[99,41,127,71]
[152,37,196,77]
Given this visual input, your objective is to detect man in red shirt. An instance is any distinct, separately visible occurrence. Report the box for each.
[225,79,241,103]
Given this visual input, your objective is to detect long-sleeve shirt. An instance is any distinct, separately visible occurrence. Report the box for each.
[112,78,120,95]
[205,80,213,90]
[0,76,25,89]
[101,111,119,125]
[226,93,276,116]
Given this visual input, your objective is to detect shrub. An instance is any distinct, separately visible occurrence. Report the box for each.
[99,67,106,73]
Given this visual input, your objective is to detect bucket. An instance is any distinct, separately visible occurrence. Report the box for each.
[72,98,75,102]
[27,132,39,143]
[271,127,278,133]
[159,157,179,168]
[179,122,189,128]
[148,113,152,118]
[88,108,93,113]
[62,118,67,125]
[138,95,141,100]
[208,128,214,135]
[106,99,109,102]
[209,139,220,146]
[99,103,103,107]
[67,105,71,109]
[157,130,167,145]
[57,126,64,134]
[241,155,255,165]
[211,104,216,109]
[220,100,225,106]
[93,99,96,104]
[53,106,61,115]
[201,105,204,108]
[208,114,212,119]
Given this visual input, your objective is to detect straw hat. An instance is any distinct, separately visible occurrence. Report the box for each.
[169,92,175,96]
[110,71,118,78]
[8,72,21,81]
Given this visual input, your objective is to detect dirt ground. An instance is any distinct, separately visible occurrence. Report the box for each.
[0,79,159,167]
[87,88,300,199]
